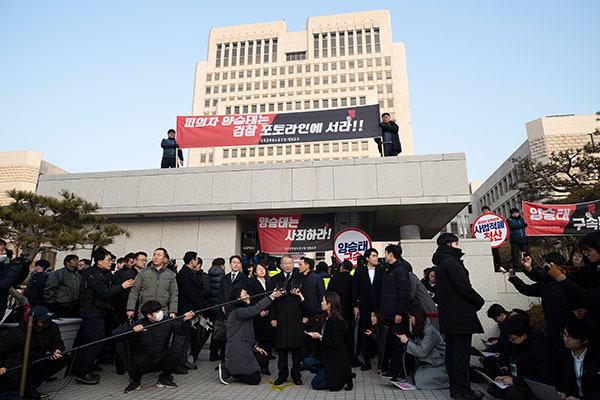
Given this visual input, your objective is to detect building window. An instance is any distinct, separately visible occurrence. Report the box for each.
[323,76,328,84]
[251,104,257,113]
[340,75,346,83]
[322,33,328,57]
[295,101,301,110]
[331,32,337,57]
[356,30,363,54]
[339,32,345,56]
[305,64,311,72]
[387,99,394,107]
[286,51,307,61]
[240,148,247,157]
[248,41,253,65]
[295,145,302,154]
[361,140,369,151]
[313,99,319,108]
[205,86,211,94]
[365,29,372,53]
[226,106,232,114]
[263,39,270,63]
[286,145,292,155]
[322,99,329,108]
[297,65,302,73]
[234,106,240,113]
[277,102,283,111]
[231,43,238,66]
[204,99,210,107]
[223,43,230,67]
[213,99,218,106]
[352,141,359,151]
[288,79,293,87]
[350,97,357,106]
[268,147,274,156]
[216,44,222,67]
[342,142,349,151]
[359,96,366,105]
[313,34,319,58]
[322,62,328,71]
[240,42,245,65]
[232,149,238,158]
[348,31,354,55]
[332,98,338,107]
[332,143,339,152]
[223,149,229,158]
[255,39,261,64]
[258,147,265,157]
[374,28,380,52]
[272,38,278,62]
[314,64,319,72]
[305,78,311,86]
[314,143,321,153]
[341,98,347,106]
[304,100,310,109]
[269,103,275,111]
[386,84,393,93]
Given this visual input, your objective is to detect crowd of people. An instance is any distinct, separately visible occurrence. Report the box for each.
[0,228,599,400]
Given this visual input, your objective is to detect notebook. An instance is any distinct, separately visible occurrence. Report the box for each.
[474,370,509,389]
[525,379,563,400]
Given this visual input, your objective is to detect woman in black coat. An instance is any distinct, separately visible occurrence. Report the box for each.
[304,292,353,391]
[247,262,275,358]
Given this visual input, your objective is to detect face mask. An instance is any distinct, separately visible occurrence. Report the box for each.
[0,254,7,263]
[154,310,164,322]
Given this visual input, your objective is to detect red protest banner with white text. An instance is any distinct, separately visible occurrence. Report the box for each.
[522,201,600,236]
[257,214,333,253]
[176,105,381,148]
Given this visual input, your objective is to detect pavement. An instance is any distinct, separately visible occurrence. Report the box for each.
[41,350,494,400]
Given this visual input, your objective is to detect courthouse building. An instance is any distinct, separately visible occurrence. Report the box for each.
[187,10,413,166]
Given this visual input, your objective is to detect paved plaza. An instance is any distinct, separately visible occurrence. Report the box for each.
[42,350,493,400]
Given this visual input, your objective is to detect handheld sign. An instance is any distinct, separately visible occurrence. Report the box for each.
[334,228,372,266]
[472,213,509,248]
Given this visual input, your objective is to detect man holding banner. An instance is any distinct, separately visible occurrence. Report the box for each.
[161,129,184,168]
[374,113,401,157]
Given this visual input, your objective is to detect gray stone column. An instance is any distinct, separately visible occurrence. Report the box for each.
[400,224,421,240]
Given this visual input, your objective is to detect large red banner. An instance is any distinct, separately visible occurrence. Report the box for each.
[522,200,600,236]
[176,105,381,148]
[257,214,333,253]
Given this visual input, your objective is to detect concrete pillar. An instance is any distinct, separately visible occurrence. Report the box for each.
[400,224,421,240]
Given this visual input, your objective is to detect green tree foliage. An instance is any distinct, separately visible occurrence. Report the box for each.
[0,189,128,261]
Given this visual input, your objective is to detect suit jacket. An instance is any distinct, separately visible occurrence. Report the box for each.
[177,265,211,315]
[218,271,250,307]
[352,264,384,323]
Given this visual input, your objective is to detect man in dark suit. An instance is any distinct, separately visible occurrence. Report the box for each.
[267,254,306,386]
[433,233,485,400]
[352,248,384,370]
[328,260,357,365]
[174,251,211,370]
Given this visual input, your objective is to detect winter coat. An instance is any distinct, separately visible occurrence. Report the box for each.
[432,245,484,334]
[247,277,275,345]
[505,329,560,390]
[160,137,183,160]
[218,271,250,308]
[408,272,439,331]
[320,317,352,391]
[560,264,600,327]
[225,296,272,376]
[374,121,401,153]
[116,316,188,361]
[127,265,178,316]
[267,270,306,349]
[177,265,210,315]
[208,265,225,306]
[405,319,448,389]
[23,270,51,308]
[380,258,411,321]
[44,267,81,307]
[300,271,325,319]
[114,266,138,316]
[1,262,28,317]
[328,271,354,325]
[508,275,570,348]
[556,343,600,399]
[0,322,65,380]
[79,265,125,318]
[507,216,528,244]
[352,264,384,324]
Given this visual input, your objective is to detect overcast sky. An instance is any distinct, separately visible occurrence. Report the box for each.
[1,0,598,182]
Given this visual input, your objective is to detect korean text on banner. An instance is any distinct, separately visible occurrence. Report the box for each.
[523,200,600,236]
[257,214,333,253]
[177,105,381,148]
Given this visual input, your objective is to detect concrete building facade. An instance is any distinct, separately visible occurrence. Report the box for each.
[0,150,67,206]
[188,9,413,167]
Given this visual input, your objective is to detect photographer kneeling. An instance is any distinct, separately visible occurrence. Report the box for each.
[117,300,194,393]
[218,288,282,385]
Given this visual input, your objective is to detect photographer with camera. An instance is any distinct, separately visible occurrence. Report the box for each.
[0,239,30,318]
[267,254,306,386]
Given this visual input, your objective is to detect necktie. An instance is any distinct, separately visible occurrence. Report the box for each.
[232,273,236,282]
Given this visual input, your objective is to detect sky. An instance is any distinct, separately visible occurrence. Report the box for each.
[1,1,598,182]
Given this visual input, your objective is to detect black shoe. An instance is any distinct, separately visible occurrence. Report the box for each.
[360,363,371,371]
[452,391,484,400]
[156,375,177,389]
[116,368,126,375]
[23,389,47,399]
[124,381,141,393]
[90,372,100,378]
[293,378,303,385]
[268,354,276,360]
[261,368,271,375]
[350,359,363,368]
[381,371,393,378]
[173,366,188,375]
[218,363,231,385]
[274,377,287,386]
[75,373,99,385]
[184,361,198,370]
[92,365,103,372]
[351,372,356,378]
[345,380,353,391]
